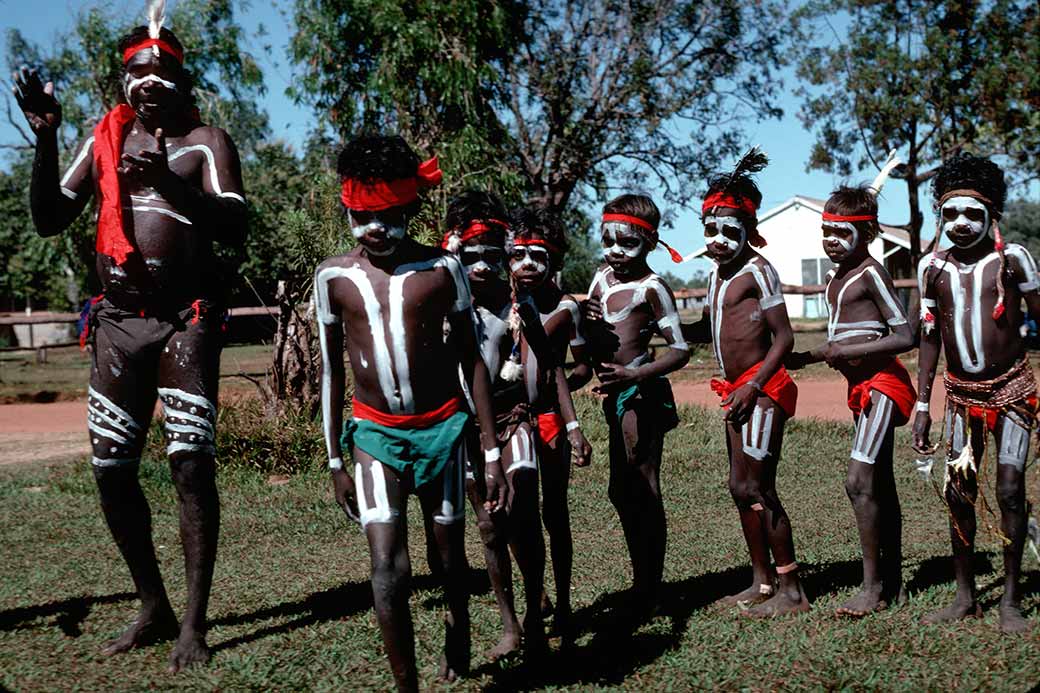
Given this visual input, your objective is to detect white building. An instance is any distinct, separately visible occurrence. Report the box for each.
[689,195,923,319]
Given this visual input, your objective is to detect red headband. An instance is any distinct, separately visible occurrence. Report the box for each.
[513,237,562,255]
[822,212,876,223]
[441,219,509,249]
[341,157,443,212]
[702,191,757,218]
[601,213,656,232]
[122,38,184,65]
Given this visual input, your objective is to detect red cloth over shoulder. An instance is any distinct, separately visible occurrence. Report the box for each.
[711,362,798,419]
[846,358,917,426]
[93,105,138,265]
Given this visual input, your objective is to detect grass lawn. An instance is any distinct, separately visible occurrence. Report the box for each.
[2,397,1039,691]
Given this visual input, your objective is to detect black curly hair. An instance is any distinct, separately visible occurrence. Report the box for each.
[446,190,508,230]
[337,135,420,184]
[510,206,569,268]
[824,185,880,243]
[602,193,661,232]
[931,152,1007,219]
[118,26,194,106]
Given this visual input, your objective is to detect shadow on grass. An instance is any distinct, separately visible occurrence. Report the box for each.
[210,568,490,654]
[0,592,136,637]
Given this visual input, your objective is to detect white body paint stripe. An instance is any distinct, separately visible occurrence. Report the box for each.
[850,394,893,464]
[165,422,213,438]
[167,441,216,456]
[708,258,784,372]
[88,420,131,445]
[168,144,244,202]
[741,405,774,460]
[88,403,139,438]
[91,456,139,468]
[158,388,217,416]
[827,265,907,341]
[933,253,1000,374]
[88,387,141,429]
[998,411,1031,470]
[128,205,192,225]
[434,446,466,525]
[357,461,395,527]
[60,187,78,199]
[61,136,94,187]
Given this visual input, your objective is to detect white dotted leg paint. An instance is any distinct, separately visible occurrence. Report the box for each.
[158,387,216,457]
[997,411,1032,470]
[356,460,396,528]
[433,444,467,525]
[87,386,145,467]
[741,405,774,461]
[850,394,894,464]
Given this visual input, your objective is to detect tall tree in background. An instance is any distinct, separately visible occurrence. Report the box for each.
[793,0,1040,268]
[0,0,268,308]
[289,0,787,290]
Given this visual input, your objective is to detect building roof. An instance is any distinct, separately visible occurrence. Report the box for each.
[682,194,925,262]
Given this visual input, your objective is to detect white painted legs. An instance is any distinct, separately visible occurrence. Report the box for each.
[850,393,894,465]
[741,405,775,461]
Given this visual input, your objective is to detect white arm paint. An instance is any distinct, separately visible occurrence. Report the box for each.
[168,143,246,203]
[647,277,689,351]
[59,136,94,200]
[1006,244,1040,292]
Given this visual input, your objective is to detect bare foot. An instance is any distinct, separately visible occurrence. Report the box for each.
[745,587,810,619]
[440,617,470,680]
[922,597,981,625]
[167,632,210,673]
[999,600,1032,634]
[101,606,179,656]
[836,585,887,618]
[716,582,773,608]
[484,631,522,661]
[540,592,554,619]
[550,607,575,646]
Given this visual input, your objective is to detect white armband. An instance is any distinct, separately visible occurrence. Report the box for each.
[565,421,580,433]
[329,457,344,470]
[915,401,930,413]
[484,447,501,464]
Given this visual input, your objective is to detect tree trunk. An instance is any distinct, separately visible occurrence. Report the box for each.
[267,280,321,417]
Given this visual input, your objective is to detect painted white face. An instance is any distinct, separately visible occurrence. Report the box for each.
[941,196,990,248]
[601,222,645,261]
[822,221,859,262]
[509,244,552,288]
[703,214,746,263]
[460,243,505,281]
[347,209,408,256]
[124,73,178,103]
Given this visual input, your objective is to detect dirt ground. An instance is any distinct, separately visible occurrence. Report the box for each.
[0,375,950,466]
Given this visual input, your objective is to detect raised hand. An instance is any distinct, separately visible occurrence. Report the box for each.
[12,65,61,134]
[119,127,171,188]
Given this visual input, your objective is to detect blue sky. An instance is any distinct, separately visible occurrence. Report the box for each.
[0,0,954,279]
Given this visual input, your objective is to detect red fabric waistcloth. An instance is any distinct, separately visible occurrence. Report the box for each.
[536,411,564,445]
[351,396,462,429]
[962,398,1038,432]
[93,105,138,265]
[847,358,917,425]
[711,362,798,419]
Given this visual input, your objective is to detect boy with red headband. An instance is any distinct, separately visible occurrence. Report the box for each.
[682,149,809,617]
[507,207,593,644]
[580,193,689,622]
[913,153,1039,633]
[441,191,581,660]
[788,179,915,617]
[315,138,504,689]
[15,2,246,671]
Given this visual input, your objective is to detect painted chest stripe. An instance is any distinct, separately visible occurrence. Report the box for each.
[709,259,780,372]
[168,144,245,203]
[933,253,1000,374]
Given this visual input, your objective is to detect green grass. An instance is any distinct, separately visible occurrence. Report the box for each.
[2,397,1039,691]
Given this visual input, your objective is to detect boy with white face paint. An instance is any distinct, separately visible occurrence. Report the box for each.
[14,3,247,671]
[788,184,915,617]
[315,137,505,689]
[682,149,810,617]
[507,208,593,644]
[581,193,689,623]
[913,153,1040,634]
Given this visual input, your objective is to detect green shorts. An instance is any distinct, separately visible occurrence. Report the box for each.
[604,378,679,433]
[341,410,470,488]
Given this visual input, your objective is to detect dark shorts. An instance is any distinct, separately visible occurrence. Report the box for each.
[86,298,223,468]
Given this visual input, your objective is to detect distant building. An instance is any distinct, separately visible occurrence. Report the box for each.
[687,195,925,319]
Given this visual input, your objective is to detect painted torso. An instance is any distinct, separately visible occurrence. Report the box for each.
[474,292,528,415]
[65,124,243,305]
[919,244,1038,380]
[825,257,908,380]
[315,246,471,415]
[707,253,784,382]
[587,265,683,376]
[524,289,583,411]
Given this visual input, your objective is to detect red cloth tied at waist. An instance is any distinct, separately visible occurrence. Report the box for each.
[536,411,564,445]
[351,396,462,429]
[340,157,442,212]
[847,358,917,426]
[93,104,139,265]
[961,398,1039,432]
[711,362,797,419]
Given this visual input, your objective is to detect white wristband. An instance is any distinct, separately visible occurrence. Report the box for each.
[915,401,930,413]
[484,448,501,463]
[565,421,580,432]
[328,457,344,470]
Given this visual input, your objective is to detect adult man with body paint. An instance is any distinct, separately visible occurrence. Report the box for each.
[579,193,690,622]
[441,193,589,659]
[507,208,593,644]
[314,137,504,689]
[788,183,915,617]
[681,149,810,617]
[14,4,246,671]
[913,153,1039,633]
